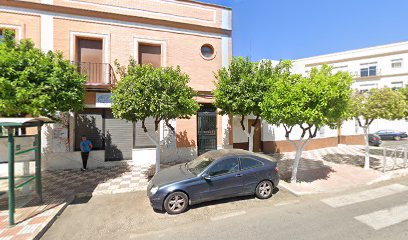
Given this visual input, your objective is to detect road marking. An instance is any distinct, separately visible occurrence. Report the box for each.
[210,211,246,221]
[355,202,408,230]
[274,200,300,206]
[321,184,408,208]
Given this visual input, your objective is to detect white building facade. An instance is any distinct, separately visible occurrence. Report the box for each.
[233,41,408,153]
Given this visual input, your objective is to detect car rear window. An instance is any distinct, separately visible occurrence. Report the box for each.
[240,157,263,170]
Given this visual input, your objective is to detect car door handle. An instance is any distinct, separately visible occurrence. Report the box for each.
[235,173,243,177]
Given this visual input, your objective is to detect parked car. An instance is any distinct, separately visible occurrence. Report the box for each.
[147,149,280,214]
[373,130,408,141]
[368,134,382,146]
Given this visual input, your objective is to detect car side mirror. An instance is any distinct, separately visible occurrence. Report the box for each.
[202,173,211,180]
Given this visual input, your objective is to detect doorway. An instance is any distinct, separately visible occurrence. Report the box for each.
[76,38,103,83]
[197,104,217,155]
[248,119,262,152]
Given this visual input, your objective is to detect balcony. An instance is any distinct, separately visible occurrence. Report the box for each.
[72,62,117,89]
[352,68,382,79]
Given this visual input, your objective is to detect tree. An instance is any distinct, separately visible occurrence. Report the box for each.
[214,57,272,152]
[111,59,199,173]
[0,30,85,118]
[261,63,352,182]
[350,87,406,169]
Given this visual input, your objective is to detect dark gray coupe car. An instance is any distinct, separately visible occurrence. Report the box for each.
[147,149,280,214]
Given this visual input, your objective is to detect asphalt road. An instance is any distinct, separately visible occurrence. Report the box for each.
[42,176,408,240]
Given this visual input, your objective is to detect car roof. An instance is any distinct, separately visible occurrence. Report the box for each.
[203,149,276,162]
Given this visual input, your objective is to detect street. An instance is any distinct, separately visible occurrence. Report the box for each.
[42,176,408,240]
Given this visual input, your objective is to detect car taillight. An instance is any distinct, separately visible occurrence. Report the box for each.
[274,166,279,173]
[374,137,378,141]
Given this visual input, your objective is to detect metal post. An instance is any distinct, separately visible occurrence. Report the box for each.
[382,147,386,173]
[35,126,42,203]
[7,128,15,226]
[405,146,408,169]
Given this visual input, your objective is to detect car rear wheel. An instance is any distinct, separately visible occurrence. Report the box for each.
[394,136,401,141]
[255,180,273,199]
[163,192,189,214]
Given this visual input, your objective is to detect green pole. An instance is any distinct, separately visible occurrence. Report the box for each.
[7,128,15,226]
[35,126,42,203]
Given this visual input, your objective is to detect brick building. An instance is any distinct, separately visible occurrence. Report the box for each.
[0,0,233,169]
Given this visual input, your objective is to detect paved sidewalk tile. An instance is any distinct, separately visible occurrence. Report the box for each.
[0,163,154,240]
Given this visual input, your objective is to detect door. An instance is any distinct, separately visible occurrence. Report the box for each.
[248,119,262,152]
[77,38,103,83]
[104,110,133,161]
[197,105,217,155]
[204,158,243,201]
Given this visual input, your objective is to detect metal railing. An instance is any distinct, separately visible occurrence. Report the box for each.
[352,69,382,78]
[72,62,117,85]
[381,145,408,173]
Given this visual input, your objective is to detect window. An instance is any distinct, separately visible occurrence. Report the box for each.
[391,81,403,89]
[138,43,161,67]
[0,28,15,42]
[360,63,378,77]
[240,157,262,170]
[332,65,348,73]
[201,44,215,59]
[208,158,239,176]
[319,127,325,137]
[359,83,377,93]
[391,59,403,68]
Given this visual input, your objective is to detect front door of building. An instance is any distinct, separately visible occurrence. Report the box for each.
[197,105,217,155]
[248,119,262,152]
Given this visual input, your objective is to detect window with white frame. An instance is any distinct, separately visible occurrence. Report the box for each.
[359,83,377,93]
[360,62,378,77]
[391,81,403,89]
[0,28,15,41]
[332,65,348,73]
[391,59,403,68]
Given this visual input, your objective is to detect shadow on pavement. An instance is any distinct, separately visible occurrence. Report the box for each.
[322,154,382,170]
[277,158,335,183]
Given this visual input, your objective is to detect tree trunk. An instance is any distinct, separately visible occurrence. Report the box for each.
[290,138,311,183]
[145,130,161,173]
[363,127,370,170]
[244,126,255,152]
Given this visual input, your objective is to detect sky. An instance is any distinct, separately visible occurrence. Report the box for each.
[201,0,408,61]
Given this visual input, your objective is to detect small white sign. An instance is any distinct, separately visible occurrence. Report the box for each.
[95,93,112,108]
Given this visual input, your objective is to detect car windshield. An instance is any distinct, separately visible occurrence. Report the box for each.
[186,153,216,175]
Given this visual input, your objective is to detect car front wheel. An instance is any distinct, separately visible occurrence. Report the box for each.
[163,192,189,214]
[394,136,401,141]
[255,180,273,199]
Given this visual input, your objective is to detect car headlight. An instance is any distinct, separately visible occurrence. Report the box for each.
[150,186,159,195]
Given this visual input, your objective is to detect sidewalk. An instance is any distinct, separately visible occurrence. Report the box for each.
[274,145,408,195]
[0,163,152,240]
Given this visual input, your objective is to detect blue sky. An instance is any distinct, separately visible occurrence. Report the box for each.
[202,0,408,61]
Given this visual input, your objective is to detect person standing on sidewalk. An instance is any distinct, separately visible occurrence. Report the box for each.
[80,135,93,171]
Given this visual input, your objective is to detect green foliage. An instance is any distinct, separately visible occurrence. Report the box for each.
[0,30,86,118]
[214,57,272,125]
[351,87,407,126]
[111,59,199,130]
[261,64,353,134]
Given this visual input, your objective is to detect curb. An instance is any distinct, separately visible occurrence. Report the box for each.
[279,182,306,197]
[32,198,73,240]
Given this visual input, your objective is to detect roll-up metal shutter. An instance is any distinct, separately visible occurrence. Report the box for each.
[75,109,104,151]
[104,110,133,161]
[134,117,156,148]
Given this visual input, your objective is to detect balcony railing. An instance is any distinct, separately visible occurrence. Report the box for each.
[72,62,117,86]
[352,69,382,78]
